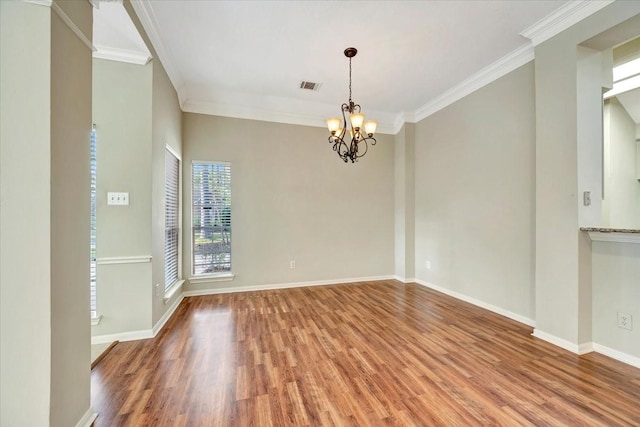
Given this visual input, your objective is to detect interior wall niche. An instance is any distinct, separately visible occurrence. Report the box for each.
[602,36,640,229]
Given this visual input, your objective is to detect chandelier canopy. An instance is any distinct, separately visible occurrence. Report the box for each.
[325,47,377,163]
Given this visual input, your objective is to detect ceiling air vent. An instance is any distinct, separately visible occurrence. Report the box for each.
[300,81,321,91]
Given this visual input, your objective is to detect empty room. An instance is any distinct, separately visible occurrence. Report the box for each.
[1,0,640,426]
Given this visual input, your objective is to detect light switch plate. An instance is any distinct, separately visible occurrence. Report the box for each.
[107,192,129,206]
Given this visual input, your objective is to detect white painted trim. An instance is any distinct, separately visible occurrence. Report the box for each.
[393,276,416,284]
[393,114,408,134]
[165,143,181,161]
[414,279,536,327]
[91,328,153,345]
[92,293,185,344]
[413,44,534,123]
[130,0,186,105]
[50,1,95,52]
[182,100,397,135]
[96,255,152,265]
[587,231,640,244]
[154,293,184,335]
[90,315,102,326]
[531,329,595,354]
[578,341,595,355]
[163,279,184,304]
[520,0,614,46]
[74,409,98,427]
[532,331,640,368]
[183,275,396,297]
[593,343,640,369]
[93,45,152,65]
[21,0,53,6]
[188,273,235,285]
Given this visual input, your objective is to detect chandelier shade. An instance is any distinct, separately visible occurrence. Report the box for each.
[325,47,377,163]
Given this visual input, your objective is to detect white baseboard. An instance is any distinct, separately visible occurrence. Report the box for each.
[593,343,640,369]
[183,275,396,297]
[92,295,184,344]
[414,279,536,327]
[532,329,594,355]
[393,276,416,284]
[578,341,595,355]
[153,293,184,336]
[532,331,640,368]
[89,276,640,371]
[74,408,97,427]
[91,328,154,345]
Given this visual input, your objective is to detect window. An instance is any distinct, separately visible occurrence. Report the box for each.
[89,126,97,318]
[164,148,180,289]
[192,162,231,275]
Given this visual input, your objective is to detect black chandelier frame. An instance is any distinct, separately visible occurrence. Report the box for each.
[328,48,376,163]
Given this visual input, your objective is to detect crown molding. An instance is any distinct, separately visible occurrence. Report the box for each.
[21,0,52,6]
[520,0,614,46]
[93,44,152,65]
[130,0,186,102]
[413,43,534,123]
[182,99,397,135]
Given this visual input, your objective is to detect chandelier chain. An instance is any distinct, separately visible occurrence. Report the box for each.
[348,57,352,105]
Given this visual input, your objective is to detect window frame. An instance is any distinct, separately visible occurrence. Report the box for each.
[190,160,232,278]
[164,145,182,291]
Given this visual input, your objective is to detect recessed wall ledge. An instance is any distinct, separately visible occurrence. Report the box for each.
[581,227,640,244]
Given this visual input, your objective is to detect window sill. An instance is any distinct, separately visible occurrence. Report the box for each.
[189,273,235,285]
[163,279,185,305]
[91,315,102,326]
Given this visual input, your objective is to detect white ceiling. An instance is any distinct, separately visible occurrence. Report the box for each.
[617,88,640,124]
[94,2,151,65]
[126,0,612,133]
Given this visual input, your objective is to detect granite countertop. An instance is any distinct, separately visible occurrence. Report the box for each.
[580,227,640,233]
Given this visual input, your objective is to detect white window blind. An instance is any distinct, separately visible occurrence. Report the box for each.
[192,162,231,275]
[90,127,97,317]
[164,149,180,289]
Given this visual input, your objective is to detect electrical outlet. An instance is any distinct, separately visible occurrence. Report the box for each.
[425,260,431,269]
[155,283,160,297]
[290,260,296,269]
[617,312,632,330]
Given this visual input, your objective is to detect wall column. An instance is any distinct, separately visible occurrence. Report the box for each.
[394,122,415,281]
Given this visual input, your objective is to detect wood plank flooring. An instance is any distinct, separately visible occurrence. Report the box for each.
[91,281,640,426]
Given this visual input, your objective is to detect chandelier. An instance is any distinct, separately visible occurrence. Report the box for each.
[325,47,377,163]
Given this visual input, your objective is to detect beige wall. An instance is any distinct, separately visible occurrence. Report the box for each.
[92,58,153,336]
[534,3,640,347]
[0,3,52,425]
[592,241,640,358]
[182,114,394,291]
[151,59,183,325]
[89,2,184,339]
[394,123,415,281]
[50,3,93,424]
[577,46,607,228]
[123,0,184,327]
[1,1,93,425]
[414,62,536,321]
[603,97,640,229]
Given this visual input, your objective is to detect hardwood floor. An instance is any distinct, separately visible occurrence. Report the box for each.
[91,281,640,426]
